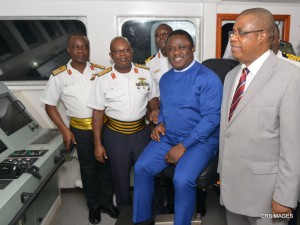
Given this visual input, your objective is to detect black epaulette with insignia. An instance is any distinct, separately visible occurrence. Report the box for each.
[145,54,156,63]
[282,52,300,62]
[90,74,97,81]
[134,63,149,70]
[91,63,105,70]
[52,65,67,76]
[96,67,112,77]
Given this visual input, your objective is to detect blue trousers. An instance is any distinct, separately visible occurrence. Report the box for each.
[133,135,216,225]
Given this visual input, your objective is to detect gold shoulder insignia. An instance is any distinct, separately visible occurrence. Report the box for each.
[134,63,149,70]
[91,63,105,70]
[52,65,67,76]
[144,54,155,63]
[96,67,112,77]
[282,53,300,62]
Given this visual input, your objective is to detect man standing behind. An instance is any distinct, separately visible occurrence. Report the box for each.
[133,30,223,225]
[87,37,159,210]
[271,25,300,67]
[219,8,300,225]
[145,23,174,214]
[145,23,173,94]
[40,33,118,224]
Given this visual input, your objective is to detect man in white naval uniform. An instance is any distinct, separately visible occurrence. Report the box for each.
[87,37,159,210]
[272,25,300,67]
[40,33,118,224]
[145,23,174,214]
[145,23,173,96]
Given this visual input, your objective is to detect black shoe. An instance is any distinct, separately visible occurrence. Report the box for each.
[199,207,206,217]
[134,220,154,225]
[163,203,174,214]
[197,189,207,217]
[89,208,101,224]
[100,205,120,219]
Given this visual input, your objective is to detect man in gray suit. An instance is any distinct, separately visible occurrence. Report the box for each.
[218,8,300,225]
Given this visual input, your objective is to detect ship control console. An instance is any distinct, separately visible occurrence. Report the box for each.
[0,82,65,225]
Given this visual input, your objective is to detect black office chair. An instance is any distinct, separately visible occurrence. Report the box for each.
[155,154,219,225]
[202,58,239,84]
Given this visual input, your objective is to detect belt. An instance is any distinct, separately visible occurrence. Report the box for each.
[107,116,146,134]
[70,117,93,130]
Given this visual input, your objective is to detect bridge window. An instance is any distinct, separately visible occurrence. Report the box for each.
[0,34,11,57]
[119,18,199,64]
[0,19,86,81]
[41,21,62,39]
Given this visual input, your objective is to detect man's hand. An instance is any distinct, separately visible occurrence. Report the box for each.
[165,143,186,164]
[272,199,293,222]
[94,145,108,163]
[151,123,165,141]
[149,109,160,124]
[61,128,76,151]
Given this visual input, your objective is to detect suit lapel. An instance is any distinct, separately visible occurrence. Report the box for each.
[227,53,277,126]
[223,65,241,122]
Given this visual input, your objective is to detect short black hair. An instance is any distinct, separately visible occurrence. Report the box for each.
[155,24,173,33]
[67,33,89,46]
[166,29,194,46]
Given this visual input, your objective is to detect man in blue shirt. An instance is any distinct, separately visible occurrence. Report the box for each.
[133,30,223,225]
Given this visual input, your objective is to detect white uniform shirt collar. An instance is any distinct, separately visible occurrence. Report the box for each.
[112,63,134,75]
[67,60,91,74]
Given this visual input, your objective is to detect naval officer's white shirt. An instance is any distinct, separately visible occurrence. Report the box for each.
[87,63,158,122]
[145,50,171,95]
[40,60,103,118]
[276,50,300,67]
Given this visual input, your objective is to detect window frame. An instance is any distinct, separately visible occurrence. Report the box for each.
[117,16,202,62]
[216,14,290,58]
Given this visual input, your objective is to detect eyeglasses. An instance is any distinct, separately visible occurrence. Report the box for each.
[111,48,132,55]
[166,45,188,53]
[228,30,264,38]
[155,32,169,38]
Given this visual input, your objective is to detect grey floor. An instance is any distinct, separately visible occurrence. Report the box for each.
[49,186,300,225]
[49,189,117,225]
[49,187,227,225]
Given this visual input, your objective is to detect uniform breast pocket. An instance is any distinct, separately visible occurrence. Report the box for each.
[63,84,79,95]
[137,87,150,95]
[106,85,124,99]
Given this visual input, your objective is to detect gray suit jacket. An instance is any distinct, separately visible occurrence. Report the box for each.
[219,52,300,217]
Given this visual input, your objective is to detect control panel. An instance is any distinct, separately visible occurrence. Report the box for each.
[0,150,47,179]
[0,82,65,225]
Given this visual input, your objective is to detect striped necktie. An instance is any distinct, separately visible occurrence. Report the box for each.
[228,67,249,122]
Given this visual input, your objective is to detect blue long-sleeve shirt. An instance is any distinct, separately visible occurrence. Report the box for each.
[158,61,223,149]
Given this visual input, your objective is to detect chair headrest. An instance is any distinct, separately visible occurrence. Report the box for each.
[202,58,239,84]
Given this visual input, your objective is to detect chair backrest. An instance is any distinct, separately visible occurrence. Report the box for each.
[202,58,239,84]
